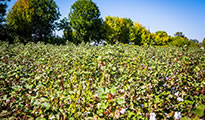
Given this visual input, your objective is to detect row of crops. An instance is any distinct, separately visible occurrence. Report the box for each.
[0,41,204,119]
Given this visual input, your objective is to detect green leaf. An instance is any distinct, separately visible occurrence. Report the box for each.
[117,97,126,105]
[35,76,41,80]
[180,117,189,120]
[191,104,205,117]
[3,95,7,100]
[112,67,117,71]
[36,117,46,120]
[128,111,136,118]
[100,102,108,109]
[110,87,117,94]
[42,102,51,109]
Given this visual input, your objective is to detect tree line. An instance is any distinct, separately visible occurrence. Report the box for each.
[1,0,205,47]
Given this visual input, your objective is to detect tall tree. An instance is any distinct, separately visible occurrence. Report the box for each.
[31,0,60,42]
[69,0,103,44]
[169,33,189,47]
[130,22,152,45]
[58,17,73,42]
[7,0,33,42]
[7,0,60,43]
[189,39,200,48]
[104,16,133,44]
[174,32,185,38]
[190,39,199,43]
[0,0,10,25]
[0,0,11,41]
[121,18,133,44]
[202,38,205,48]
[153,31,170,45]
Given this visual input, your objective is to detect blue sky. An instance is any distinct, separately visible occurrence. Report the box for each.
[7,0,205,42]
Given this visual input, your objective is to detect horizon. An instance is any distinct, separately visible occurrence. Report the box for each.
[6,0,205,42]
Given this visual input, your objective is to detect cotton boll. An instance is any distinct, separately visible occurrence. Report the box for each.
[119,89,125,93]
[67,100,71,105]
[142,86,146,89]
[6,99,10,103]
[149,112,156,120]
[174,112,182,119]
[174,91,179,96]
[83,85,86,90]
[177,97,184,102]
[120,108,126,114]
[50,115,55,120]
[94,94,98,97]
[86,112,91,115]
[97,103,101,108]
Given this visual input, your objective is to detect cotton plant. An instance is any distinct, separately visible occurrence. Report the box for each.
[149,112,156,120]
[177,97,184,102]
[49,115,56,120]
[174,112,182,119]
[120,108,127,114]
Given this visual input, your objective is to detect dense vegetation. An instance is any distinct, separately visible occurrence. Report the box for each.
[0,42,204,119]
[0,0,205,119]
[6,0,60,43]
[0,0,204,47]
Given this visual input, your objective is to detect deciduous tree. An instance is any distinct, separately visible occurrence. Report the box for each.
[169,33,189,47]
[58,17,72,42]
[153,31,170,45]
[69,0,103,44]
[202,38,205,47]
[0,0,10,25]
[104,16,133,44]
[189,39,200,48]
[7,0,60,43]
[174,32,185,38]
[0,0,11,42]
[130,22,152,45]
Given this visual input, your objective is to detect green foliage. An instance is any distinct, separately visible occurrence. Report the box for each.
[58,17,73,43]
[202,38,205,48]
[120,18,133,44]
[174,32,185,38]
[0,41,204,119]
[191,104,205,118]
[188,39,200,48]
[6,0,34,42]
[153,31,170,45]
[30,0,60,42]
[169,36,189,47]
[69,0,103,44]
[104,16,133,44]
[130,22,152,45]
[6,0,60,43]
[169,32,190,47]
[0,0,10,24]
[0,0,11,42]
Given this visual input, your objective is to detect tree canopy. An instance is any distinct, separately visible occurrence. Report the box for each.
[202,38,205,47]
[130,22,152,45]
[169,32,189,47]
[2,0,204,48]
[69,0,103,44]
[0,0,11,42]
[7,0,60,43]
[0,0,10,25]
[174,32,185,38]
[58,17,73,42]
[104,16,133,44]
[153,31,170,45]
